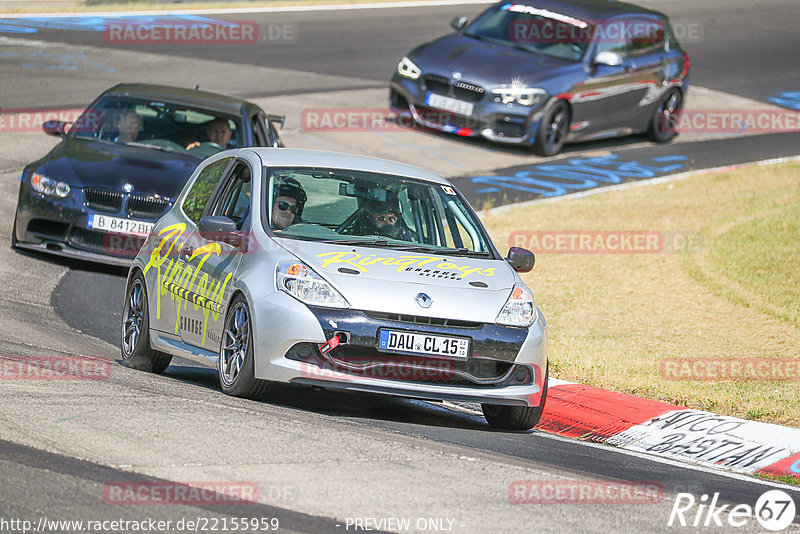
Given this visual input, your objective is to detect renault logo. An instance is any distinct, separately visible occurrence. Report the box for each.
[415,293,432,308]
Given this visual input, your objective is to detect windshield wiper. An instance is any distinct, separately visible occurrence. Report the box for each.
[125,142,181,154]
[438,248,491,257]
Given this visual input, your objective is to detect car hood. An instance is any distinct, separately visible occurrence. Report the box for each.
[276,239,517,322]
[40,137,201,199]
[410,34,578,88]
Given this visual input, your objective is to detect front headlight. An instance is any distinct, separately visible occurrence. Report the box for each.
[276,261,349,309]
[491,86,547,106]
[496,284,537,327]
[31,172,70,198]
[397,56,422,80]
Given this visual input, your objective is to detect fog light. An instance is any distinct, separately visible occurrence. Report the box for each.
[513,365,531,384]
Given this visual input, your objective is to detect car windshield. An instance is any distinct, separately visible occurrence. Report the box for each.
[68,96,243,157]
[464,3,593,61]
[264,167,492,256]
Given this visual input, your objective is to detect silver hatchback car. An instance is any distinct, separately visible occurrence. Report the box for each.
[121,148,548,430]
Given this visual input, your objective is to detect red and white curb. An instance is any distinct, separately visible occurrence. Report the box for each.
[540,379,800,481]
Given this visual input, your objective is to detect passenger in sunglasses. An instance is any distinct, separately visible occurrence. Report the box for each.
[271,177,306,231]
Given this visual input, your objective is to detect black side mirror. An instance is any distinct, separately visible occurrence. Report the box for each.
[507,247,535,273]
[198,215,247,250]
[42,120,69,137]
[450,16,469,31]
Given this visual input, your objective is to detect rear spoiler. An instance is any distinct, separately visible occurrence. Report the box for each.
[267,113,285,129]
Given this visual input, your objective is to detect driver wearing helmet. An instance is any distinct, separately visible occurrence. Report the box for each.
[271,177,307,231]
[356,200,411,240]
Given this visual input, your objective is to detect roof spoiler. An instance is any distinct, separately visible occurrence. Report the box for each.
[267,113,286,129]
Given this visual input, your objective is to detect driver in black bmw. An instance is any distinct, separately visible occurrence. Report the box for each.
[185,118,233,150]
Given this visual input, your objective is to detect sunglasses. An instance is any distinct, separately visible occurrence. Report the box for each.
[275,200,297,214]
[372,214,397,223]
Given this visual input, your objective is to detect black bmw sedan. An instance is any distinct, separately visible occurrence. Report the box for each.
[390,0,689,155]
[12,83,284,266]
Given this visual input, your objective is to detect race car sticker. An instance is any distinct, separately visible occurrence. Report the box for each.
[143,223,231,344]
[315,251,495,278]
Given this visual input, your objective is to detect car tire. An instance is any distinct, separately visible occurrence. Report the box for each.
[121,272,172,373]
[534,101,569,157]
[218,295,273,399]
[647,88,682,143]
[481,364,548,430]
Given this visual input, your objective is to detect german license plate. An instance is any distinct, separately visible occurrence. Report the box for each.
[378,329,470,359]
[425,93,474,116]
[88,213,154,236]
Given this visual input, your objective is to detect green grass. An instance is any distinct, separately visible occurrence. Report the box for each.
[481,161,800,426]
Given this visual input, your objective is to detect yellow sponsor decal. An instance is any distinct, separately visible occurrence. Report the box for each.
[143,224,231,345]
[316,251,495,278]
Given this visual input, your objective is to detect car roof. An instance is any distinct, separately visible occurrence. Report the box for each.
[104,83,252,115]
[504,0,665,22]
[249,148,450,185]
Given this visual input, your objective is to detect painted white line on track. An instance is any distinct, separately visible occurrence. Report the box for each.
[479,155,800,216]
[0,0,495,18]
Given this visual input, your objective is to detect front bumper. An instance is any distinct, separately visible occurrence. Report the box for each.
[390,74,549,145]
[14,182,167,267]
[252,291,548,407]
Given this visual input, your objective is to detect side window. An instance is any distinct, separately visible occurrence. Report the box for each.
[593,19,628,57]
[627,17,665,56]
[213,162,252,229]
[182,157,232,225]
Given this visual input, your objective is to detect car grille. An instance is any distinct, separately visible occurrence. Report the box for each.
[423,74,485,103]
[84,188,123,213]
[127,194,170,218]
[423,74,452,95]
[453,81,485,102]
[364,311,482,329]
[285,343,515,386]
[68,227,144,258]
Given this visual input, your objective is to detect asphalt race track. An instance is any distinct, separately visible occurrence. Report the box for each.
[1,1,800,532]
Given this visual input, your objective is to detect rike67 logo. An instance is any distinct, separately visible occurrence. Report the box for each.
[668,489,796,531]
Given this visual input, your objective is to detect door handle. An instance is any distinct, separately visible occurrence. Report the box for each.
[181,245,193,259]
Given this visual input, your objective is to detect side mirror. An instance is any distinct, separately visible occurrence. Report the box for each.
[450,16,469,31]
[593,51,624,67]
[198,215,245,249]
[42,120,70,137]
[507,247,535,273]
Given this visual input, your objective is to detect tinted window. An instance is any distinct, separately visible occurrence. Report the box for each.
[182,157,232,224]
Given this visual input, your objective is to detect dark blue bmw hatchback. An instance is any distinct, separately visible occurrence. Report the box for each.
[12,83,284,265]
[390,0,689,155]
